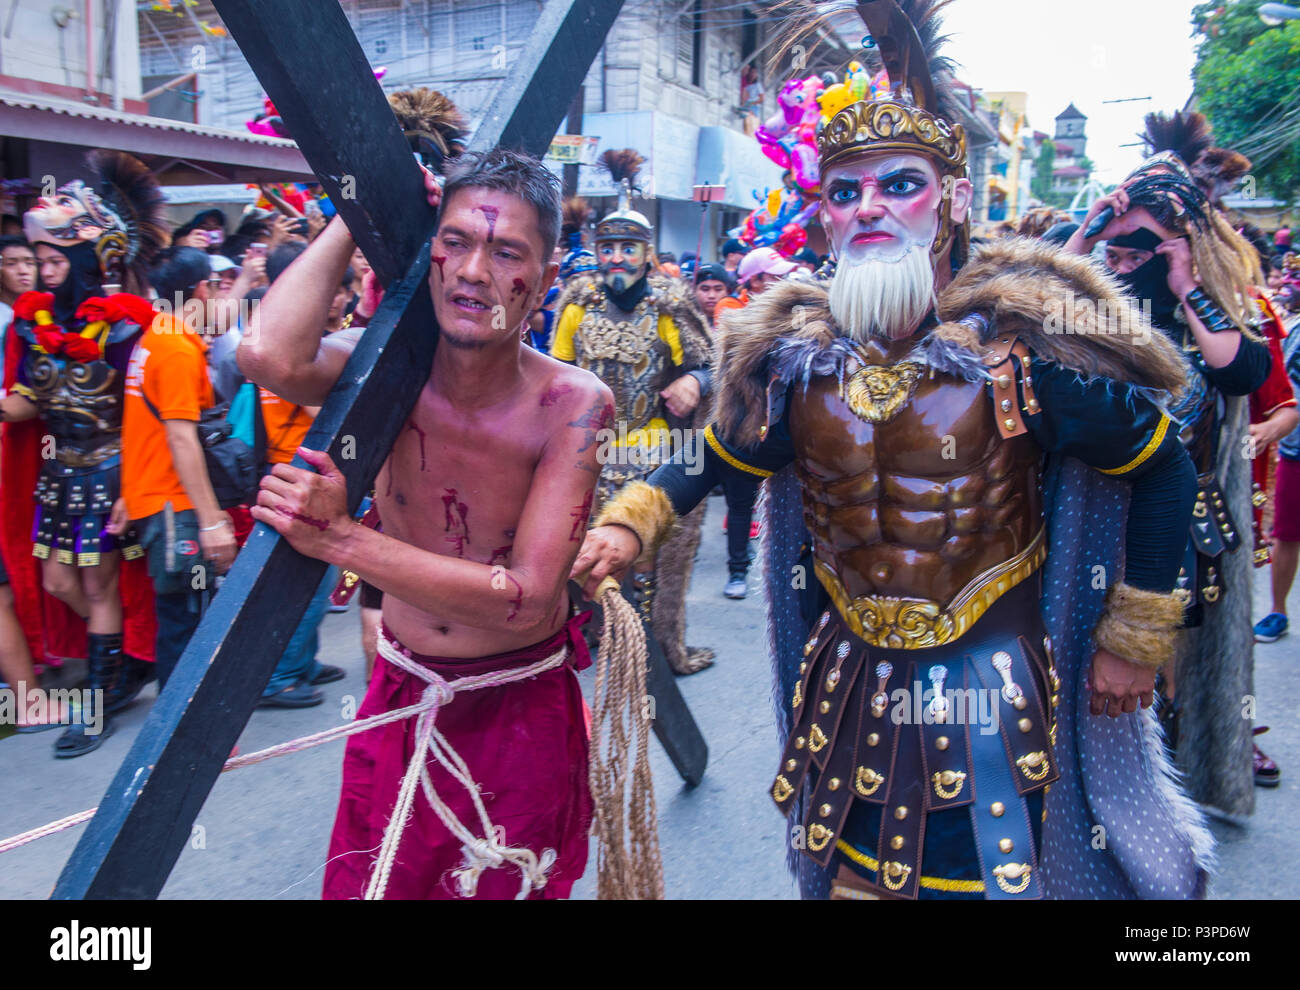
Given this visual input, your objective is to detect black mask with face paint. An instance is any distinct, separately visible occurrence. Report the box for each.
[1111,228,1182,333]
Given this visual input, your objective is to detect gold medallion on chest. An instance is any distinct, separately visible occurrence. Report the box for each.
[841,361,924,424]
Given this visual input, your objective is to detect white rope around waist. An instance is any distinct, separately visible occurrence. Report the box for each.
[366,630,568,900]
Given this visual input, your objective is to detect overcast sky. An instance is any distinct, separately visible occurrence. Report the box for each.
[933,0,1202,183]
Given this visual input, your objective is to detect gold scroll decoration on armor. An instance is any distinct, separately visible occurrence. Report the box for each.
[814,527,1046,650]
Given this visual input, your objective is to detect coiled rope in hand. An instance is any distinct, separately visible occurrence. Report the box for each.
[588,576,664,900]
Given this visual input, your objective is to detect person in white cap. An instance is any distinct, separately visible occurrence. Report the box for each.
[715,246,797,320]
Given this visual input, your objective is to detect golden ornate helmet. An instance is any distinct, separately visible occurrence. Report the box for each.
[784,1,969,262]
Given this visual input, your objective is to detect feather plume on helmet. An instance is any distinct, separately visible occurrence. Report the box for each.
[388,87,467,173]
[24,149,168,294]
[595,149,652,244]
[768,1,970,265]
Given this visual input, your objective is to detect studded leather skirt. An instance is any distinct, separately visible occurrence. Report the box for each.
[771,576,1060,899]
[31,454,142,567]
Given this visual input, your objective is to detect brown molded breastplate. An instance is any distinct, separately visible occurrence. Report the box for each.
[788,337,1044,649]
[23,349,124,466]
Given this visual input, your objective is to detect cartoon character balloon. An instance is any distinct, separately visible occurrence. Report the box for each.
[755,74,824,195]
[741,66,892,258]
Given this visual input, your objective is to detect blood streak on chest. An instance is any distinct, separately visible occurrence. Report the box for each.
[405,420,428,471]
[474,205,500,242]
[442,487,471,557]
[489,544,513,565]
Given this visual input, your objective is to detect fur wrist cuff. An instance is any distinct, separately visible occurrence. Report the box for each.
[593,481,678,558]
[1093,582,1185,670]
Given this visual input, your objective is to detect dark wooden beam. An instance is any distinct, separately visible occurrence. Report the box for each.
[53,252,435,899]
[54,0,626,899]
[468,0,621,156]
[202,0,433,284]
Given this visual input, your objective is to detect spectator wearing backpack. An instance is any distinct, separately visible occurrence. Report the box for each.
[122,247,235,687]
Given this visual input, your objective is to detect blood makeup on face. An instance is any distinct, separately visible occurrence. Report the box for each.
[474,204,500,243]
[821,154,941,261]
[433,194,543,339]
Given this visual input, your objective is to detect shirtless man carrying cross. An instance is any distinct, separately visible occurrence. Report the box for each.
[241,149,613,900]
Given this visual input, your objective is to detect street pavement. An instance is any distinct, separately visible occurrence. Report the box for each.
[1,492,1296,899]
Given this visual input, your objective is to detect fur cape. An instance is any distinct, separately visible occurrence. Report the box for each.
[711,237,1188,446]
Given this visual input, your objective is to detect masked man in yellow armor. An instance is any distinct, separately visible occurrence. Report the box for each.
[551,151,715,674]
[572,0,1215,899]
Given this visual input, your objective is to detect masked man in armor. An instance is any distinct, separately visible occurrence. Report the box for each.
[0,150,165,757]
[573,0,1213,899]
[1065,111,1273,815]
[550,151,715,674]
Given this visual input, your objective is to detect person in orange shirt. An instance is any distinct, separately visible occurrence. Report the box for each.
[122,247,236,687]
[256,386,345,707]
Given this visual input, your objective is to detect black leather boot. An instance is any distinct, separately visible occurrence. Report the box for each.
[52,633,120,759]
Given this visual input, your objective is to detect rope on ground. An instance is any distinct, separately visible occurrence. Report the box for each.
[3,591,666,903]
[0,691,436,856]
[588,577,665,900]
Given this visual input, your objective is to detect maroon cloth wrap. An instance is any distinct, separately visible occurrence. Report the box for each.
[322,611,594,900]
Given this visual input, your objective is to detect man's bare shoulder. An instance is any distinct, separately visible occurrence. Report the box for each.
[522,347,613,430]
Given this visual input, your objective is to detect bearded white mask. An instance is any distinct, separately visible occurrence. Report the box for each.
[828,241,937,343]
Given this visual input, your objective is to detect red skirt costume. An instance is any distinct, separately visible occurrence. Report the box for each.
[323,612,593,900]
[1249,293,1298,564]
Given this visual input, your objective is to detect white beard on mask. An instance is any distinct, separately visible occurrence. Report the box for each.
[827,243,937,343]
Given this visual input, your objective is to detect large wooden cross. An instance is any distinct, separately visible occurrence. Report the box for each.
[53,0,704,900]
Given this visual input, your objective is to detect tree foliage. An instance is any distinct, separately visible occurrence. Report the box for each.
[1031,138,1056,203]
[1192,1,1300,201]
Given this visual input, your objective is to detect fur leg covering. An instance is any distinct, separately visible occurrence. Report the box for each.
[1094,583,1185,669]
[652,499,713,675]
[1174,398,1256,817]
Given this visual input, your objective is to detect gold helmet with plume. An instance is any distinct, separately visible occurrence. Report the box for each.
[594,149,652,245]
[779,1,969,262]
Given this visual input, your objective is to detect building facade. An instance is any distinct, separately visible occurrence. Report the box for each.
[137,0,807,258]
[0,0,308,224]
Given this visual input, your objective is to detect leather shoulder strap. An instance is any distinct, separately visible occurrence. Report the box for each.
[983,336,1039,440]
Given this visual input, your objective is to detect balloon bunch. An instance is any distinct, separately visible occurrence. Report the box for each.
[755,75,824,194]
[735,63,891,257]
